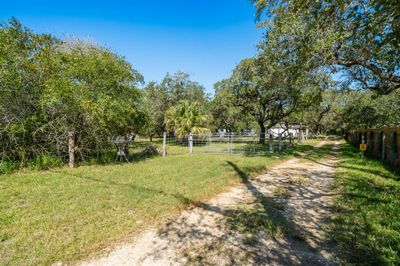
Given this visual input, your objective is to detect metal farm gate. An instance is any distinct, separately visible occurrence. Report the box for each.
[161,132,296,156]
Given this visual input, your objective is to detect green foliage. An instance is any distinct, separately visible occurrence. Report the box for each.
[42,39,145,158]
[165,101,210,137]
[141,81,169,139]
[210,79,254,132]
[220,29,318,142]
[0,161,19,175]
[28,155,64,170]
[160,71,209,106]
[0,19,145,167]
[312,89,400,133]
[141,72,209,140]
[252,0,400,94]
[0,18,59,162]
[340,90,400,129]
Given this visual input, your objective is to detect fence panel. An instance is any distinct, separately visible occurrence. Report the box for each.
[163,135,191,156]
[347,127,400,166]
[161,132,295,156]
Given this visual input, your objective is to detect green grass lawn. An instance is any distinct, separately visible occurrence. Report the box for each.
[332,142,400,265]
[0,140,316,265]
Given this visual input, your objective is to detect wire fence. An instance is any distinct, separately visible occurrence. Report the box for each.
[162,132,298,156]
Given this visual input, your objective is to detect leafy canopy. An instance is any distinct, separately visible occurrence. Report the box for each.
[165,101,210,137]
[252,0,400,94]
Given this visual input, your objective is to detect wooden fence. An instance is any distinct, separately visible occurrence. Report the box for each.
[347,127,400,166]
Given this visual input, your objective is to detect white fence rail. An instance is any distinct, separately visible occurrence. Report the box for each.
[161,132,298,156]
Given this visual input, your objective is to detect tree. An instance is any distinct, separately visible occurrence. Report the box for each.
[210,79,253,132]
[252,0,400,94]
[0,19,146,167]
[0,18,59,163]
[286,75,339,135]
[161,71,209,106]
[141,81,169,141]
[43,39,145,167]
[303,90,335,135]
[165,101,210,137]
[339,90,400,130]
[141,72,209,140]
[228,57,300,143]
[227,18,319,145]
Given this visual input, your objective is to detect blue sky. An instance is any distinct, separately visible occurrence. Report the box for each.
[1,0,263,93]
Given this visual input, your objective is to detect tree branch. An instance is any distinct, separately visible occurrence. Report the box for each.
[332,46,400,94]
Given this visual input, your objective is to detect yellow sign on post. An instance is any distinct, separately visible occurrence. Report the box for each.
[360,144,367,151]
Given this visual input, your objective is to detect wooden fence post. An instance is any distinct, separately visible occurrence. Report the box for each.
[162,132,166,157]
[382,132,385,161]
[252,134,256,153]
[207,133,211,153]
[189,133,193,154]
[278,133,282,151]
[68,128,76,168]
[230,133,233,154]
[269,131,274,153]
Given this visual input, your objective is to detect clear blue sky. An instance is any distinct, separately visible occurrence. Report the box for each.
[1,0,262,93]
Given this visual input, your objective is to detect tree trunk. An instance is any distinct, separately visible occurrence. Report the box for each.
[68,128,76,168]
[258,122,266,144]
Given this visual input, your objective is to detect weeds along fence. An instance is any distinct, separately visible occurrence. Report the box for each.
[161,132,299,156]
[347,127,400,166]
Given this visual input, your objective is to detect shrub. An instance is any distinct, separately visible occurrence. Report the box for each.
[0,161,18,175]
[28,155,64,170]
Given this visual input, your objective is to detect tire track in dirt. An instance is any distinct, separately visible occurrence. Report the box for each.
[78,140,340,266]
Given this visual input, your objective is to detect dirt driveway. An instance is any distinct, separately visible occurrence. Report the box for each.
[79,140,340,266]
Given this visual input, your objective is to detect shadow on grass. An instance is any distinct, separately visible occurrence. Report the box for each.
[145,160,323,265]
[83,142,163,166]
[301,141,400,183]
[224,161,298,238]
[65,150,329,264]
[330,143,400,265]
[60,140,338,264]
[241,143,315,158]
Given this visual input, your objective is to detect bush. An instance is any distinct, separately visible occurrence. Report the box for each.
[0,161,18,175]
[28,155,64,170]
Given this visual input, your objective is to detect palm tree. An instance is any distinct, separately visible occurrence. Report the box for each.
[165,101,210,137]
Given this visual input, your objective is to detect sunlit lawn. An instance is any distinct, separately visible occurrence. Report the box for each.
[332,142,400,265]
[0,140,317,265]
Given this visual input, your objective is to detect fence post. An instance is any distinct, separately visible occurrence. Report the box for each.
[305,128,309,140]
[162,132,167,157]
[361,134,365,159]
[382,132,385,161]
[189,133,193,154]
[252,134,256,153]
[298,129,301,143]
[269,131,274,153]
[299,123,304,143]
[278,133,282,151]
[289,133,292,145]
[207,132,211,153]
[230,133,233,153]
